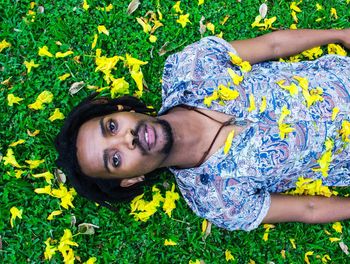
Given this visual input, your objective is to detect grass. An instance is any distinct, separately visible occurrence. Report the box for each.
[1,0,350,263]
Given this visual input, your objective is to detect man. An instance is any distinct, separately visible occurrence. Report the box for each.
[56,28,350,231]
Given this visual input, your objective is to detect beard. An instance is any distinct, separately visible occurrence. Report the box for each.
[135,118,173,155]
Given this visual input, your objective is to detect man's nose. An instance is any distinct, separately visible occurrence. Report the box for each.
[123,128,138,150]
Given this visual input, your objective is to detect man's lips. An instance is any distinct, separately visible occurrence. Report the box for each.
[138,124,156,151]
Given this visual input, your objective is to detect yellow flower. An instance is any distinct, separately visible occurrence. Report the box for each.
[247,93,256,112]
[312,138,333,177]
[201,219,208,233]
[25,159,45,169]
[44,238,57,260]
[262,224,275,241]
[96,4,113,12]
[330,8,338,19]
[136,17,152,34]
[279,123,294,139]
[84,257,97,264]
[58,73,71,81]
[316,3,323,11]
[47,210,62,220]
[217,84,240,101]
[278,105,291,124]
[240,61,252,72]
[224,130,235,155]
[10,206,23,228]
[32,171,54,184]
[27,129,40,137]
[260,96,267,113]
[291,11,298,23]
[13,169,25,179]
[177,14,191,28]
[228,52,243,65]
[276,80,299,96]
[131,69,144,98]
[51,184,77,209]
[204,90,219,107]
[290,1,302,12]
[329,237,341,242]
[225,249,235,261]
[339,120,350,142]
[198,0,204,5]
[290,24,297,30]
[58,229,78,252]
[28,91,53,110]
[55,51,74,58]
[261,16,277,30]
[164,239,177,246]
[332,222,342,233]
[7,94,24,106]
[289,238,296,249]
[97,25,109,35]
[304,251,314,264]
[34,185,52,195]
[216,31,223,38]
[124,53,148,71]
[173,1,183,13]
[288,176,335,197]
[227,68,243,85]
[9,139,24,147]
[163,184,180,217]
[322,255,331,263]
[83,0,89,10]
[189,260,200,264]
[24,59,40,73]
[38,46,53,57]
[301,46,323,60]
[328,44,347,56]
[251,15,262,28]
[206,22,215,34]
[110,77,129,98]
[49,108,65,122]
[149,35,157,43]
[331,107,339,121]
[3,148,22,168]
[91,34,98,49]
[95,49,124,84]
[0,39,11,52]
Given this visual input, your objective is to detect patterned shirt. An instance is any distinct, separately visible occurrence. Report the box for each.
[159,36,350,231]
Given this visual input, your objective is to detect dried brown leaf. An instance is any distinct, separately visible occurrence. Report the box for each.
[259,3,268,19]
[71,215,76,227]
[54,168,66,183]
[199,16,206,36]
[69,81,85,95]
[127,0,140,15]
[37,6,45,13]
[0,235,2,250]
[339,241,349,255]
[158,42,169,56]
[78,223,100,235]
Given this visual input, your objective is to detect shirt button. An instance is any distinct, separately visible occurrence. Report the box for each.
[200,174,209,185]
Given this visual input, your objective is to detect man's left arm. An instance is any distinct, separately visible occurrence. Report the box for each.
[230,29,350,64]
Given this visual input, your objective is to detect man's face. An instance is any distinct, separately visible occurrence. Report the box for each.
[76,111,173,179]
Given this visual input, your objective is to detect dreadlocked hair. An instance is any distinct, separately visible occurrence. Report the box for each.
[55,93,167,210]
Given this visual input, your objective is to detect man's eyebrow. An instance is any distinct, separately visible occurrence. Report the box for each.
[99,117,107,137]
[103,149,111,173]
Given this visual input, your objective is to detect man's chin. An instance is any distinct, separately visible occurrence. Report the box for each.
[157,119,173,155]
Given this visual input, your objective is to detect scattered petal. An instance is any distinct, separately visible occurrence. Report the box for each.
[177,14,191,28]
[47,210,62,220]
[58,73,71,81]
[7,94,24,106]
[10,206,23,228]
[49,108,65,122]
[24,59,40,73]
[224,130,235,154]
[225,249,234,261]
[164,239,177,246]
[38,46,53,57]
[97,25,109,36]
[55,51,74,58]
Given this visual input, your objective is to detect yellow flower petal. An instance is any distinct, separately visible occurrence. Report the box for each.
[55,51,74,58]
[247,94,256,112]
[0,39,11,52]
[330,8,338,19]
[3,148,22,168]
[173,1,183,13]
[24,59,40,73]
[224,130,235,154]
[289,238,296,249]
[304,251,314,264]
[49,108,65,122]
[331,107,340,121]
[149,35,157,43]
[32,171,55,184]
[164,239,177,246]
[328,44,347,56]
[25,159,45,169]
[97,25,109,36]
[9,139,25,147]
[329,237,341,242]
[47,210,62,220]
[198,0,204,5]
[7,94,24,106]
[91,34,98,49]
[225,249,234,261]
[38,46,53,57]
[58,73,71,81]
[260,96,267,113]
[176,14,191,28]
[206,22,215,34]
[10,206,23,228]
[83,0,89,10]
[332,222,342,233]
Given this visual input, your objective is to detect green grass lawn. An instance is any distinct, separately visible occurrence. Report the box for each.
[1,0,350,263]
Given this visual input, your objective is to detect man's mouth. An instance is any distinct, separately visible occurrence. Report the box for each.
[144,125,155,150]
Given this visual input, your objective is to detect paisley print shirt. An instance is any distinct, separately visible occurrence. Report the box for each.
[158,36,350,231]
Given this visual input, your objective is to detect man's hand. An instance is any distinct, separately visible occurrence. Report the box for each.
[263,194,350,224]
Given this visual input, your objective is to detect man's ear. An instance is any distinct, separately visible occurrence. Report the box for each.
[120,175,145,188]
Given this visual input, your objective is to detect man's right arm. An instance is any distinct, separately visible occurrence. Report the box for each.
[263,194,350,224]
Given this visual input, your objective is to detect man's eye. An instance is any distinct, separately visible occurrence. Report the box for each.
[112,153,121,167]
[108,120,118,133]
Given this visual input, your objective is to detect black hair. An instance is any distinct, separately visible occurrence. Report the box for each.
[55,93,167,210]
